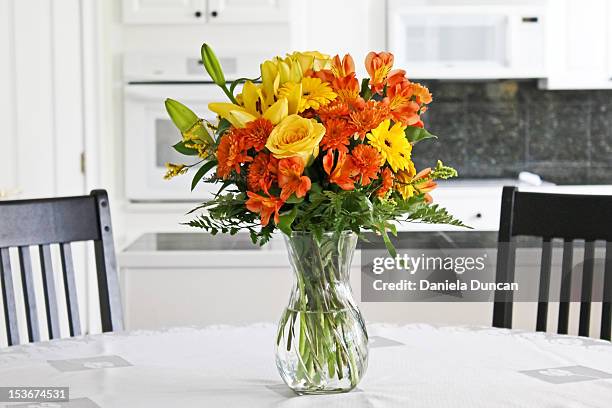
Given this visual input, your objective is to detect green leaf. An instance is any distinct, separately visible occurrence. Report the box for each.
[216,118,232,138]
[165,99,199,133]
[360,78,372,100]
[285,194,304,204]
[277,206,298,236]
[380,227,397,258]
[201,43,226,86]
[173,141,198,156]
[191,161,217,191]
[404,126,438,144]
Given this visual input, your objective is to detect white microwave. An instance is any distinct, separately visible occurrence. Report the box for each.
[387,0,547,79]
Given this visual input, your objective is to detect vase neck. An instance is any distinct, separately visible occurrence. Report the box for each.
[284,232,358,311]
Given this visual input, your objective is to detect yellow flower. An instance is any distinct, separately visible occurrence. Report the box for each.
[288,51,331,72]
[278,77,337,113]
[394,162,416,199]
[209,81,289,127]
[265,114,326,161]
[164,163,187,180]
[260,51,330,105]
[366,119,412,172]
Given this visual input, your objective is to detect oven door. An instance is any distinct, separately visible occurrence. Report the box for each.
[124,83,227,202]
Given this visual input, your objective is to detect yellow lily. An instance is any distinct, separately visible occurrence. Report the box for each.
[209,95,289,128]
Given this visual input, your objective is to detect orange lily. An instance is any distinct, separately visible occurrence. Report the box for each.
[277,157,312,201]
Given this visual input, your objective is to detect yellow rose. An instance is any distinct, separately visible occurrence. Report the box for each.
[265,114,325,161]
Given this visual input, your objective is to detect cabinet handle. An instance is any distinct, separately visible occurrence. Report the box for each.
[194,10,202,18]
[211,10,218,17]
[476,213,483,219]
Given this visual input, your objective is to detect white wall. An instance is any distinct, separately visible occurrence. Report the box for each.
[0,0,85,199]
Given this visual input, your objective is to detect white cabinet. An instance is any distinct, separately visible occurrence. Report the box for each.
[207,0,288,24]
[122,0,206,24]
[543,0,612,89]
[122,0,288,24]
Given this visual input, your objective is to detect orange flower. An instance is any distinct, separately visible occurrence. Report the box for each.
[332,74,360,104]
[216,130,253,179]
[349,100,390,138]
[376,167,394,197]
[246,192,284,226]
[411,82,433,105]
[247,152,277,194]
[384,75,421,126]
[320,118,354,153]
[277,157,311,201]
[241,118,274,151]
[330,54,355,78]
[350,144,382,185]
[323,149,358,190]
[316,100,350,122]
[365,51,394,94]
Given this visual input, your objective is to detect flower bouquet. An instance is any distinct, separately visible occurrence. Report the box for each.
[165,44,465,394]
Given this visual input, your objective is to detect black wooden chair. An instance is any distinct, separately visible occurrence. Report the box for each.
[493,186,612,340]
[0,190,123,346]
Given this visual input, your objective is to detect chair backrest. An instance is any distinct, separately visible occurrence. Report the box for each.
[493,186,612,340]
[0,190,123,346]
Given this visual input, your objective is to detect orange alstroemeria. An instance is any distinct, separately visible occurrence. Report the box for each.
[323,150,358,190]
[365,51,394,94]
[332,74,360,104]
[277,157,311,201]
[384,74,422,126]
[246,192,284,226]
[330,54,355,78]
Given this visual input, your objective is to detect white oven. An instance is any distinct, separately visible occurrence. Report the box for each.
[123,53,259,202]
[387,0,547,79]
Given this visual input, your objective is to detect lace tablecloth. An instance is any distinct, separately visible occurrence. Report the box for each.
[1,324,611,407]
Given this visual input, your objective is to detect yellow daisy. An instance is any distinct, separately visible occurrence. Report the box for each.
[366,119,412,172]
[278,77,337,113]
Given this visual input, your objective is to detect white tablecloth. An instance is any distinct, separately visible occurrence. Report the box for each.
[1,324,611,407]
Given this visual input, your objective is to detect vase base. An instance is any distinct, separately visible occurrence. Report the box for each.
[293,387,355,396]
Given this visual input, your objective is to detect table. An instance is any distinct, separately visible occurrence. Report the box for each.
[1,324,611,407]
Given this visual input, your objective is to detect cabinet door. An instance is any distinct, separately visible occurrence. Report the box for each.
[207,0,288,24]
[544,0,611,89]
[122,0,206,24]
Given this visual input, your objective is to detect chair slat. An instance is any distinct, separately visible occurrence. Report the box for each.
[60,243,81,337]
[557,239,574,335]
[602,242,612,341]
[578,241,596,337]
[0,248,19,346]
[39,245,61,339]
[18,246,40,342]
[536,238,553,332]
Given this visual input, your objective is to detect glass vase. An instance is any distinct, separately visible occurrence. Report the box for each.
[275,231,368,395]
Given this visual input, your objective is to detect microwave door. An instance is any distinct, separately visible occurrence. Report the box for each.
[389,9,511,78]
